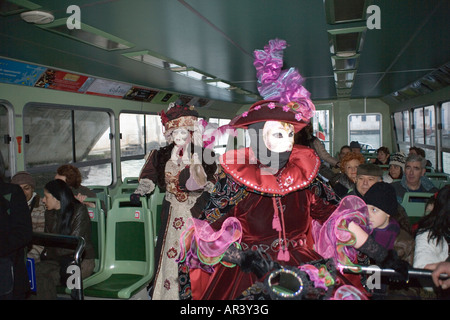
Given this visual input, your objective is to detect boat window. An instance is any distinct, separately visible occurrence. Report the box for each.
[348,113,382,150]
[119,113,166,179]
[442,101,450,172]
[23,105,113,189]
[0,104,10,179]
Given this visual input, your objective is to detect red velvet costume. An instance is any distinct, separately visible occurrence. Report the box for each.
[179,39,367,300]
[194,145,340,300]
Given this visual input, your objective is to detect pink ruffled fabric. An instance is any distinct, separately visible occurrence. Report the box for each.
[253,38,315,121]
[178,217,243,272]
[312,195,372,267]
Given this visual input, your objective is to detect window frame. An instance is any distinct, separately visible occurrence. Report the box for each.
[347,112,382,150]
[22,102,115,186]
[0,100,15,178]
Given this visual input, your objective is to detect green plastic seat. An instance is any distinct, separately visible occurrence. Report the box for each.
[123,177,139,185]
[58,197,106,296]
[400,192,434,225]
[84,197,106,274]
[114,177,140,198]
[425,172,450,189]
[425,166,435,173]
[88,185,111,210]
[82,196,154,299]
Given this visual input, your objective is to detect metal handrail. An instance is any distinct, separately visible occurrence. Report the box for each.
[31,232,86,300]
[342,264,449,280]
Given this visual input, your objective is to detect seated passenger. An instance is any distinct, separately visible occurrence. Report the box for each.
[414,186,449,268]
[351,182,415,265]
[413,186,450,298]
[55,164,97,207]
[408,146,432,168]
[371,146,390,165]
[331,145,351,174]
[11,171,46,262]
[349,163,383,197]
[332,152,365,198]
[1,172,33,300]
[383,152,406,183]
[391,154,439,204]
[294,123,339,181]
[348,183,415,298]
[31,179,95,300]
[314,191,411,295]
[294,123,338,168]
[349,164,412,236]
[350,141,362,153]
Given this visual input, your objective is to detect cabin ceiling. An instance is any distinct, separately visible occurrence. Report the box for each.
[0,0,449,114]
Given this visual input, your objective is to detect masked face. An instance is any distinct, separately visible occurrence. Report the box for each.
[172,128,190,146]
[262,121,294,153]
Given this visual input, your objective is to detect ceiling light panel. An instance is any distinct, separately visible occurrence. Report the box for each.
[39,18,134,51]
[324,0,371,24]
[331,54,360,71]
[123,51,185,70]
[328,27,366,57]
[334,70,356,82]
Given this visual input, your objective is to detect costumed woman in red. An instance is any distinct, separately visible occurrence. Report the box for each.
[177,39,371,300]
[131,100,217,300]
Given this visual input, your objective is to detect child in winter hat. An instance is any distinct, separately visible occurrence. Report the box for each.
[363,182,400,250]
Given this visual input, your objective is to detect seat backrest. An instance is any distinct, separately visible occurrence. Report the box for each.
[401,192,434,218]
[115,177,139,198]
[123,177,139,185]
[84,197,105,273]
[103,196,154,275]
[88,185,111,210]
[425,173,450,189]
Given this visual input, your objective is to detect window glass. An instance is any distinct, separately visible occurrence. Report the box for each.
[120,113,166,179]
[403,110,410,143]
[0,104,10,179]
[442,102,450,172]
[444,152,450,173]
[413,108,424,145]
[23,105,113,189]
[119,113,145,157]
[424,105,435,146]
[312,109,331,153]
[442,102,450,150]
[348,113,382,150]
[74,110,111,162]
[24,107,73,167]
[393,111,403,142]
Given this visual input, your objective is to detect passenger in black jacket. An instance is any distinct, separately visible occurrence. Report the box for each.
[0,177,33,299]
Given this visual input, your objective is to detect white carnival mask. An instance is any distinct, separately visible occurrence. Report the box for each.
[172,128,190,146]
[262,121,294,153]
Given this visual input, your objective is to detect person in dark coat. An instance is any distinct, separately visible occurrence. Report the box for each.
[0,175,33,299]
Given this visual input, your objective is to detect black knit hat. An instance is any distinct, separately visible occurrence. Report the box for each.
[363,182,397,217]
